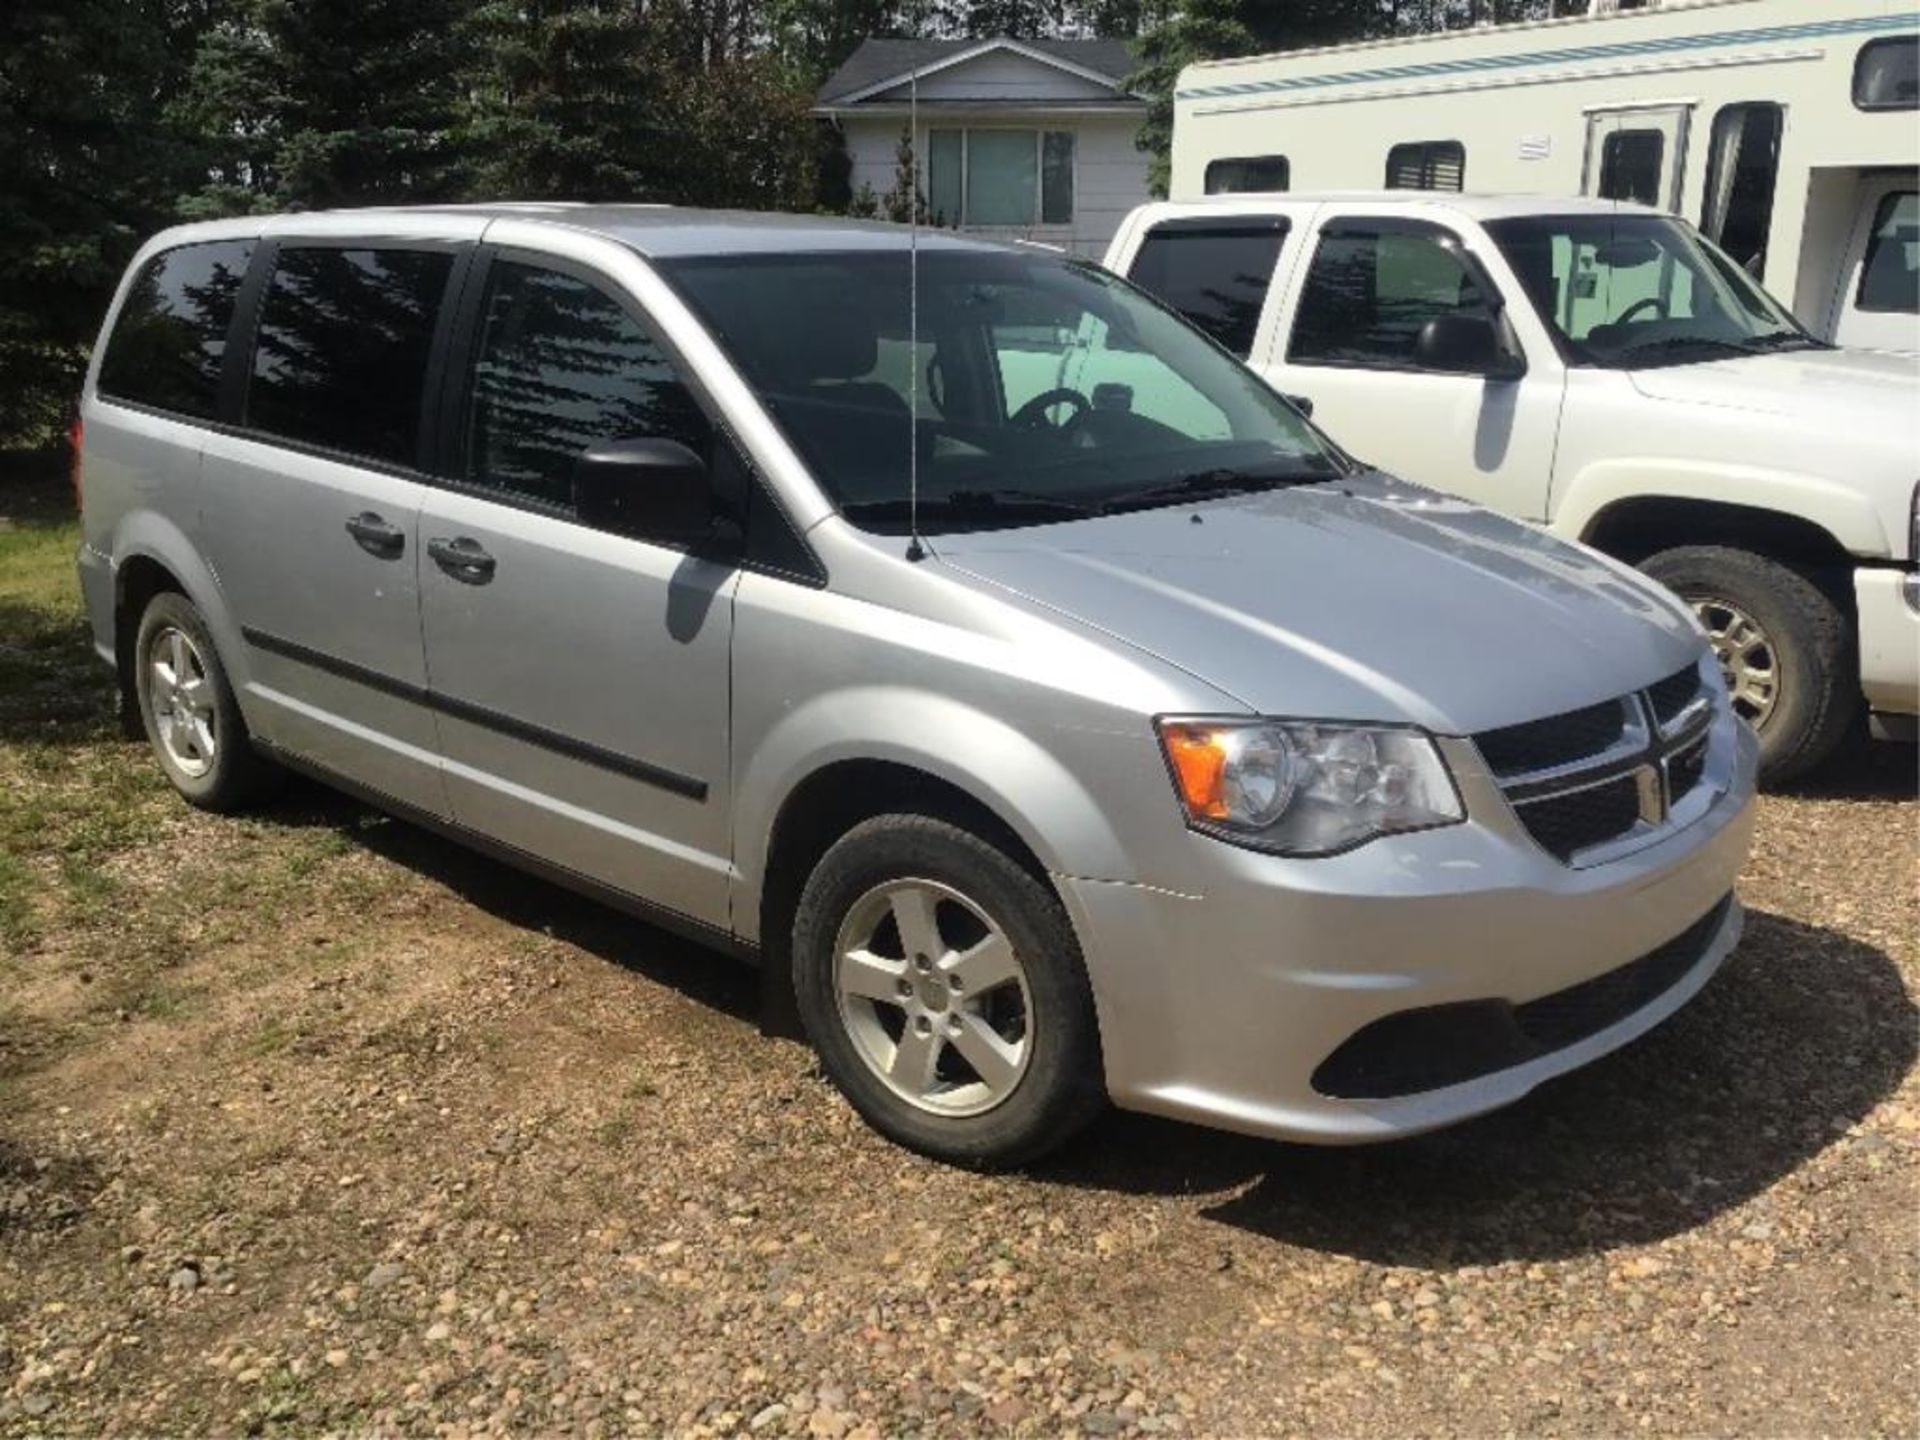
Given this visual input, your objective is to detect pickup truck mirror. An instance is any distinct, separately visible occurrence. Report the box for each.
[573,438,713,542]
[1415,314,1523,379]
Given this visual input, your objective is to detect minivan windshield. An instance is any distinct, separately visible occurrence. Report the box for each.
[1484,213,1821,369]
[662,249,1344,534]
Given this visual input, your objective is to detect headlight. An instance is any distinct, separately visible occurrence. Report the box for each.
[1155,718,1464,857]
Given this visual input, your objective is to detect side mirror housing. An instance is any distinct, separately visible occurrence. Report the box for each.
[1415,314,1523,378]
[573,438,712,542]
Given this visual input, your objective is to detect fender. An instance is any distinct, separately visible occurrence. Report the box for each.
[730,685,1144,947]
[110,507,255,705]
[1552,458,1891,559]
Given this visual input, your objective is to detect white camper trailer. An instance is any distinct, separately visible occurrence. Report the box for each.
[1171,0,1920,349]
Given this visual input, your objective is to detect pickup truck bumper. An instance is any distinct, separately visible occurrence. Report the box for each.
[1856,565,1919,723]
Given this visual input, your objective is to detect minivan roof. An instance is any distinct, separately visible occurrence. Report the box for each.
[146,204,1027,259]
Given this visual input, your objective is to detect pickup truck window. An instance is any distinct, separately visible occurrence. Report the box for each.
[1127,218,1289,359]
[1288,222,1496,371]
[1486,213,1816,369]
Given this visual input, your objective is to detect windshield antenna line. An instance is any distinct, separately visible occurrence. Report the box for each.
[905,7,926,562]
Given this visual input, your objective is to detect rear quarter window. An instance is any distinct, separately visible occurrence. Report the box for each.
[97,240,256,419]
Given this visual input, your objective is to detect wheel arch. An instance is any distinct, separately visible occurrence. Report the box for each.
[110,514,253,734]
[1575,494,1862,612]
[739,692,1138,1036]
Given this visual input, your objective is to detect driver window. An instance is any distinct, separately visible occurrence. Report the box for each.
[465,260,712,516]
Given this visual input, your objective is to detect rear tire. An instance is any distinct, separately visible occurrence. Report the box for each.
[1639,545,1856,784]
[133,592,281,811]
[791,814,1106,1168]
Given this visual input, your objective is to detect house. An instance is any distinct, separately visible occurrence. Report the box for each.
[814,37,1152,256]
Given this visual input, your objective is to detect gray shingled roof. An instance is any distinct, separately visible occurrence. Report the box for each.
[817,37,1139,105]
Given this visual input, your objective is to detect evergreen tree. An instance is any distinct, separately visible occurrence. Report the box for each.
[0,0,198,442]
[880,124,930,223]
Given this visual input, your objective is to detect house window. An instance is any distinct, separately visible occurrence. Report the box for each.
[1385,141,1465,191]
[1597,129,1664,206]
[1854,36,1919,111]
[927,129,1074,227]
[1204,156,1289,194]
[1700,103,1782,277]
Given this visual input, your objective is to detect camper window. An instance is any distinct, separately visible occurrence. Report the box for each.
[1204,156,1290,195]
[1287,222,1499,372]
[1853,36,1919,111]
[1857,192,1919,314]
[1597,129,1664,207]
[1700,104,1782,278]
[1385,141,1466,192]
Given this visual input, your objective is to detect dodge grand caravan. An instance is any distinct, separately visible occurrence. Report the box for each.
[76,206,1758,1166]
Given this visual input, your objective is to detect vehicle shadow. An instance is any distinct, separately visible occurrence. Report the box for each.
[1773,730,1916,803]
[1038,908,1914,1264]
[266,782,761,1024]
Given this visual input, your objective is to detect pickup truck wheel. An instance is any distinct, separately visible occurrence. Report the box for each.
[1639,546,1856,784]
[134,593,281,811]
[791,814,1105,1168]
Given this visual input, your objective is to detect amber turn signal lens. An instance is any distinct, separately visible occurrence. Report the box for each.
[1159,723,1228,820]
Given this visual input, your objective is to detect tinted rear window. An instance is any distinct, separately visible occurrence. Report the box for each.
[246,246,453,467]
[97,240,256,419]
[1127,220,1288,359]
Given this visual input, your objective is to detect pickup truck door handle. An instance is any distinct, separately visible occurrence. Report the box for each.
[427,536,497,584]
[344,511,405,558]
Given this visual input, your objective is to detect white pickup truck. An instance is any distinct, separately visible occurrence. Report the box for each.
[1099,193,1919,782]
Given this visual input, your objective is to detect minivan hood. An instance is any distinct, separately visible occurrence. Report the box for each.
[933,474,1703,736]
[1627,345,1919,420]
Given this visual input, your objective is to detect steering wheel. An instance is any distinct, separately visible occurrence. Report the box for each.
[1615,296,1668,326]
[1012,387,1092,430]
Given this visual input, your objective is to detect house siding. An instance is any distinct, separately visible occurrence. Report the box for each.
[842,113,1149,257]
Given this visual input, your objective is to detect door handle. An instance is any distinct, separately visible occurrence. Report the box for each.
[427,536,496,584]
[344,511,405,558]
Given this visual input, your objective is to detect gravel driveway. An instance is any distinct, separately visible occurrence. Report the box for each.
[1,475,1915,1437]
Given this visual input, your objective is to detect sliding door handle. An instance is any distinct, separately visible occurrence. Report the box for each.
[427,536,496,584]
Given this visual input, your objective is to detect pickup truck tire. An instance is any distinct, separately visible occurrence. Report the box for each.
[792,814,1106,1168]
[133,592,283,811]
[1639,545,1856,784]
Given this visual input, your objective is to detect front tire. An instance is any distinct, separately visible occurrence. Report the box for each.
[791,814,1105,1167]
[1639,545,1856,784]
[133,592,281,811]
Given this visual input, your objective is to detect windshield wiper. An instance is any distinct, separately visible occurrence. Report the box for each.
[1741,329,1827,352]
[1616,335,1760,365]
[1096,466,1332,515]
[841,489,1095,526]
[943,487,1097,516]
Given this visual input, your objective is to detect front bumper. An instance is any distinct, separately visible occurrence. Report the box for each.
[1856,565,1919,719]
[1062,702,1759,1144]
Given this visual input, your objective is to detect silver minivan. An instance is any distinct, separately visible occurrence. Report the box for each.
[76,205,1758,1166]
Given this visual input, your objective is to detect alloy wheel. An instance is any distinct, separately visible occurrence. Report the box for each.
[1692,596,1778,729]
[832,878,1034,1117]
[148,625,218,778]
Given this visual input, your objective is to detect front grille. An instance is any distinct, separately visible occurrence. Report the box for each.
[1667,734,1708,804]
[1475,698,1627,778]
[1311,896,1732,1100]
[1646,665,1705,728]
[1474,666,1721,867]
[1511,775,1643,862]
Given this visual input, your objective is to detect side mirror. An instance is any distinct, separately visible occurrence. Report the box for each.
[1415,314,1523,378]
[1281,392,1314,419]
[573,438,711,542]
